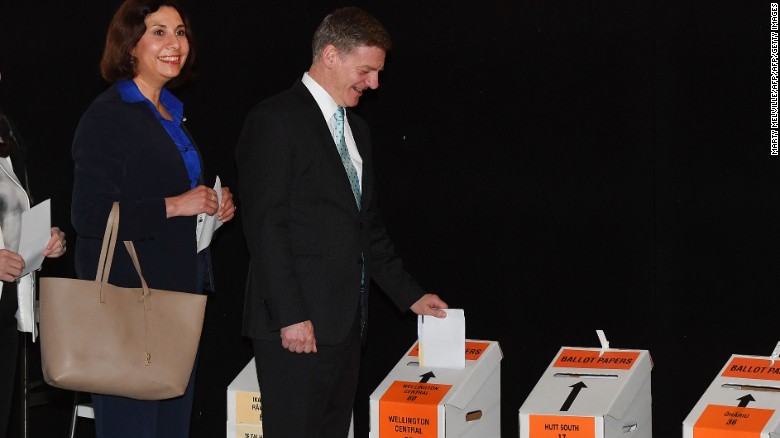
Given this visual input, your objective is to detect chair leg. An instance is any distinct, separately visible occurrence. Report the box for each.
[18,332,29,438]
[68,393,79,438]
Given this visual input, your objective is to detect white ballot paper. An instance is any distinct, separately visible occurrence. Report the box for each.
[196,176,224,253]
[417,308,465,369]
[19,198,51,277]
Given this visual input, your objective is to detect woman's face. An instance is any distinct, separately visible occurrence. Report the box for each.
[132,6,188,88]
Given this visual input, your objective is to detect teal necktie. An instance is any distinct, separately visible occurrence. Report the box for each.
[334,107,367,333]
[334,106,361,210]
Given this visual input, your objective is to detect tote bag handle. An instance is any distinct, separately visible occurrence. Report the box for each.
[93,202,152,307]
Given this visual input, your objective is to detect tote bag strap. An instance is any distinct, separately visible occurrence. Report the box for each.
[94,202,153,308]
[95,202,120,303]
[123,241,153,310]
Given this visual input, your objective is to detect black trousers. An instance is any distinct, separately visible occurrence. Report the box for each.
[252,312,361,438]
[92,362,198,438]
[0,281,19,437]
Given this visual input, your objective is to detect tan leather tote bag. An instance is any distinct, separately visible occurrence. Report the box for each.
[39,202,206,400]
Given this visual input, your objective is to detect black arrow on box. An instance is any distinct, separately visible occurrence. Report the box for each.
[737,394,755,408]
[560,381,588,411]
[419,372,435,383]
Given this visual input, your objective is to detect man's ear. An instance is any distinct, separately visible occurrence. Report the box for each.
[322,45,339,68]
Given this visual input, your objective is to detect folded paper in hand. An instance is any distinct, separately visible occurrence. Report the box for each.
[196,176,224,252]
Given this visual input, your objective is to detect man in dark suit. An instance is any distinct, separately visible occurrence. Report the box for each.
[235,6,448,438]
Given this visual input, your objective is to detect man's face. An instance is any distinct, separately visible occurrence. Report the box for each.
[331,45,385,107]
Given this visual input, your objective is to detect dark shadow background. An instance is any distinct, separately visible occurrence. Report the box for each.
[1,1,778,437]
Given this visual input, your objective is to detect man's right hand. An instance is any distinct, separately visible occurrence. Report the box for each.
[280,320,318,353]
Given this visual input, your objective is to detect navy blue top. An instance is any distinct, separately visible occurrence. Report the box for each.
[116,80,201,188]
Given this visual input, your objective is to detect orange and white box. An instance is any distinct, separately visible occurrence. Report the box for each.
[518,347,653,438]
[683,354,780,437]
[227,358,264,438]
[369,339,502,438]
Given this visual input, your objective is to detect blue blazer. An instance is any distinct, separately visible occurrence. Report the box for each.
[236,80,424,345]
[71,83,205,293]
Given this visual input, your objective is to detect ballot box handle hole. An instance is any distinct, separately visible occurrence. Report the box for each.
[622,423,638,433]
[406,361,419,367]
[465,410,482,422]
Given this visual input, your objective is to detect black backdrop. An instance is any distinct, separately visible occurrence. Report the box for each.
[2,1,778,437]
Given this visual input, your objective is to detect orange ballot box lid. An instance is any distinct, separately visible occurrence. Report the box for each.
[683,354,780,438]
[369,339,503,438]
[518,347,653,438]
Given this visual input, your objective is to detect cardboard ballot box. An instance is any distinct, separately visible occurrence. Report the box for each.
[683,354,780,437]
[518,347,653,438]
[227,358,264,438]
[369,339,502,438]
[226,358,354,438]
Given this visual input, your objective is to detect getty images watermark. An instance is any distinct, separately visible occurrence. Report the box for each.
[772,3,779,155]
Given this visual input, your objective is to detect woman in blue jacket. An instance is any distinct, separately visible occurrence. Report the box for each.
[70,1,235,436]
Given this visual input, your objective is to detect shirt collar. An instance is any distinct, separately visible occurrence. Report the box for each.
[301,72,339,122]
[116,79,184,122]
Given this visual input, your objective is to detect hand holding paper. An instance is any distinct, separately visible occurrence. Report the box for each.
[196,176,224,252]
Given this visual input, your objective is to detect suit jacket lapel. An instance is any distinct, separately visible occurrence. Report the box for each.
[292,82,364,211]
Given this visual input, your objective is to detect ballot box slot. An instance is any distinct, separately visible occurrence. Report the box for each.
[554,372,618,380]
[721,383,780,392]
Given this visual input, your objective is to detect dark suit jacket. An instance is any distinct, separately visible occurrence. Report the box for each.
[236,80,424,345]
[71,83,205,293]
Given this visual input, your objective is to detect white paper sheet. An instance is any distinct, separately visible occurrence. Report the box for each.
[196,176,224,253]
[417,308,465,369]
[19,199,51,277]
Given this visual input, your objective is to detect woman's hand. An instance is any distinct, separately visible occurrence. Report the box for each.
[165,185,219,218]
[217,187,236,222]
[43,227,67,258]
[0,249,24,282]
